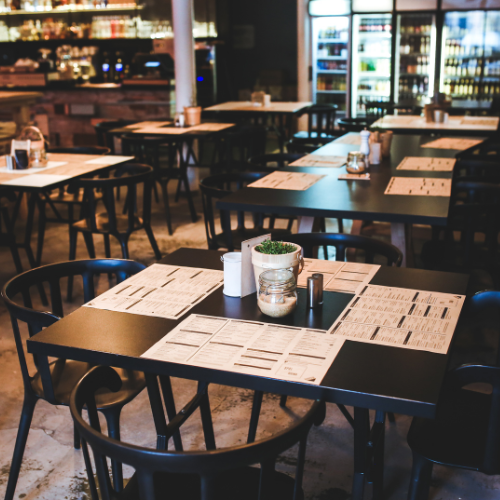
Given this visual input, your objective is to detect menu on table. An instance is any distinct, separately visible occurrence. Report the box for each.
[328,284,465,354]
[132,126,190,135]
[396,157,456,172]
[142,314,345,386]
[421,138,483,150]
[84,155,135,165]
[124,121,172,129]
[248,171,325,191]
[0,159,67,174]
[189,123,235,132]
[297,259,380,294]
[289,155,346,168]
[460,117,498,127]
[85,264,224,320]
[385,177,452,197]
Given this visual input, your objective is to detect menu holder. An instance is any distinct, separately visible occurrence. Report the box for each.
[396,156,456,172]
[385,177,452,197]
[328,284,465,354]
[142,314,345,386]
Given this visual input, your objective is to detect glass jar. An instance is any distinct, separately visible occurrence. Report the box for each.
[257,269,297,318]
[346,151,366,173]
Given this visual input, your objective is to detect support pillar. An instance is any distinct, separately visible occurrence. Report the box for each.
[297,0,310,132]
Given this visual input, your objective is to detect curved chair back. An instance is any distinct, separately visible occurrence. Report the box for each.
[199,172,266,250]
[94,120,136,153]
[121,133,179,171]
[285,233,403,266]
[248,153,305,170]
[71,365,324,500]
[298,104,337,138]
[47,146,111,155]
[71,163,154,235]
[337,118,371,132]
[364,101,393,123]
[1,259,145,404]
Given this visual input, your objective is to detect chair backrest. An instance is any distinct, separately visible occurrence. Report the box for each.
[454,160,500,179]
[199,172,266,250]
[284,233,403,266]
[121,134,179,170]
[456,137,500,162]
[1,259,145,404]
[47,146,111,155]
[446,363,500,474]
[391,104,422,116]
[248,153,305,170]
[71,163,155,235]
[364,101,393,122]
[337,118,371,132]
[300,104,337,137]
[70,365,325,500]
[94,120,136,152]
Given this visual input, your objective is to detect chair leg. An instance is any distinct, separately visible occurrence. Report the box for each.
[36,200,46,266]
[73,424,81,449]
[387,412,396,424]
[408,452,433,500]
[337,218,344,233]
[159,180,173,235]
[182,171,198,223]
[144,226,162,260]
[67,228,78,302]
[118,237,130,259]
[247,390,263,444]
[82,233,96,259]
[4,394,37,500]
[103,234,111,258]
[102,407,124,493]
[279,394,288,407]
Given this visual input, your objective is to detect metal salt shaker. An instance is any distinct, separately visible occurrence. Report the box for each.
[307,273,323,308]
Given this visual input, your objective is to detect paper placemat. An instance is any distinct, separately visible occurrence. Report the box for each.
[84,155,134,165]
[248,171,325,191]
[2,173,71,187]
[328,284,465,354]
[421,138,483,150]
[132,126,190,135]
[297,259,380,295]
[290,155,346,168]
[0,160,68,174]
[124,121,172,129]
[460,117,498,127]
[396,157,456,172]
[385,177,452,197]
[142,314,345,386]
[85,263,224,321]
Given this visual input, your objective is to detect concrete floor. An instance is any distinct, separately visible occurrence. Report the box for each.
[0,177,499,500]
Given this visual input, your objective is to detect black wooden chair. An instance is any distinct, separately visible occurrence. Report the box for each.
[407,363,500,500]
[70,365,325,500]
[69,163,161,263]
[285,232,403,266]
[37,146,112,265]
[364,101,393,124]
[1,259,148,500]
[199,172,291,251]
[337,118,371,133]
[94,120,136,154]
[289,104,338,150]
[248,153,305,169]
[121,134,197,234]
[456,137,500,162]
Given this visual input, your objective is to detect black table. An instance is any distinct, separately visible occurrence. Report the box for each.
[27,248,469,500]
[216,133,481,267]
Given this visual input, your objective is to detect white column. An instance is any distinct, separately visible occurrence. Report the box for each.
[297,0,310,131]
[172,0,199,190]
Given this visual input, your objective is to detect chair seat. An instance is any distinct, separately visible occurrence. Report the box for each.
[118,466,303,500]
[407,388,490,471]
[213,228,291,251]
[31,359,145,409]
[292,131,337,144]
[73,213,144,233]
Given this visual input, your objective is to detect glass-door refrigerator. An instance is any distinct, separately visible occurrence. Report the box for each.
[439,10,499,107]
[395,13,437,106]
[351,13,392,117]
[312,16,350,118]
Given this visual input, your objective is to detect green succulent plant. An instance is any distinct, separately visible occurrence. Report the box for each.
[255,240,297,255]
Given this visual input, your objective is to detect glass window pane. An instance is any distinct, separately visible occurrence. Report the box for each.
[442,0,500,9]
[397,0,437,10]
[352,0,393,13]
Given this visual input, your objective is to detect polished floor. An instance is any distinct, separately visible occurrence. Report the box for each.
[0,176,499,500]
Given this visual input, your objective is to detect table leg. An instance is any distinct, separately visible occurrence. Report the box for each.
[24,193,39,269]
[371,411,386,500]
[145,373,169,450]
[391,222,414,267]
[352,407,370,500]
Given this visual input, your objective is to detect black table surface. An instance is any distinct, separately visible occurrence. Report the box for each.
[27,248,469,419]
[216,133,484,226]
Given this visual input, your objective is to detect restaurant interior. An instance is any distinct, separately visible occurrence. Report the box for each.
[0,0,500,499]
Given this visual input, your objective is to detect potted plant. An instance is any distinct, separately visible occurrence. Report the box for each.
[184,87,202,126]
[251,239,303,290]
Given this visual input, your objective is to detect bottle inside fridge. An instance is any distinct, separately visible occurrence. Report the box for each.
[351,13,392,117]
[312,16,349,118]
[395,13,436,106]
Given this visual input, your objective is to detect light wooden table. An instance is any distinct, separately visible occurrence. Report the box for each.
[204,101,312,113]
[371,115,499,136]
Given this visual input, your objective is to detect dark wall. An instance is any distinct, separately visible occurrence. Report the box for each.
[217,0,297,100]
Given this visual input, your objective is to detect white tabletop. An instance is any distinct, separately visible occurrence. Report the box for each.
[371,115,499,132]
[204,101,312,113]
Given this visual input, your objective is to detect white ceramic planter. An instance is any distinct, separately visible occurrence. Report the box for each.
[251,243,303,290]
